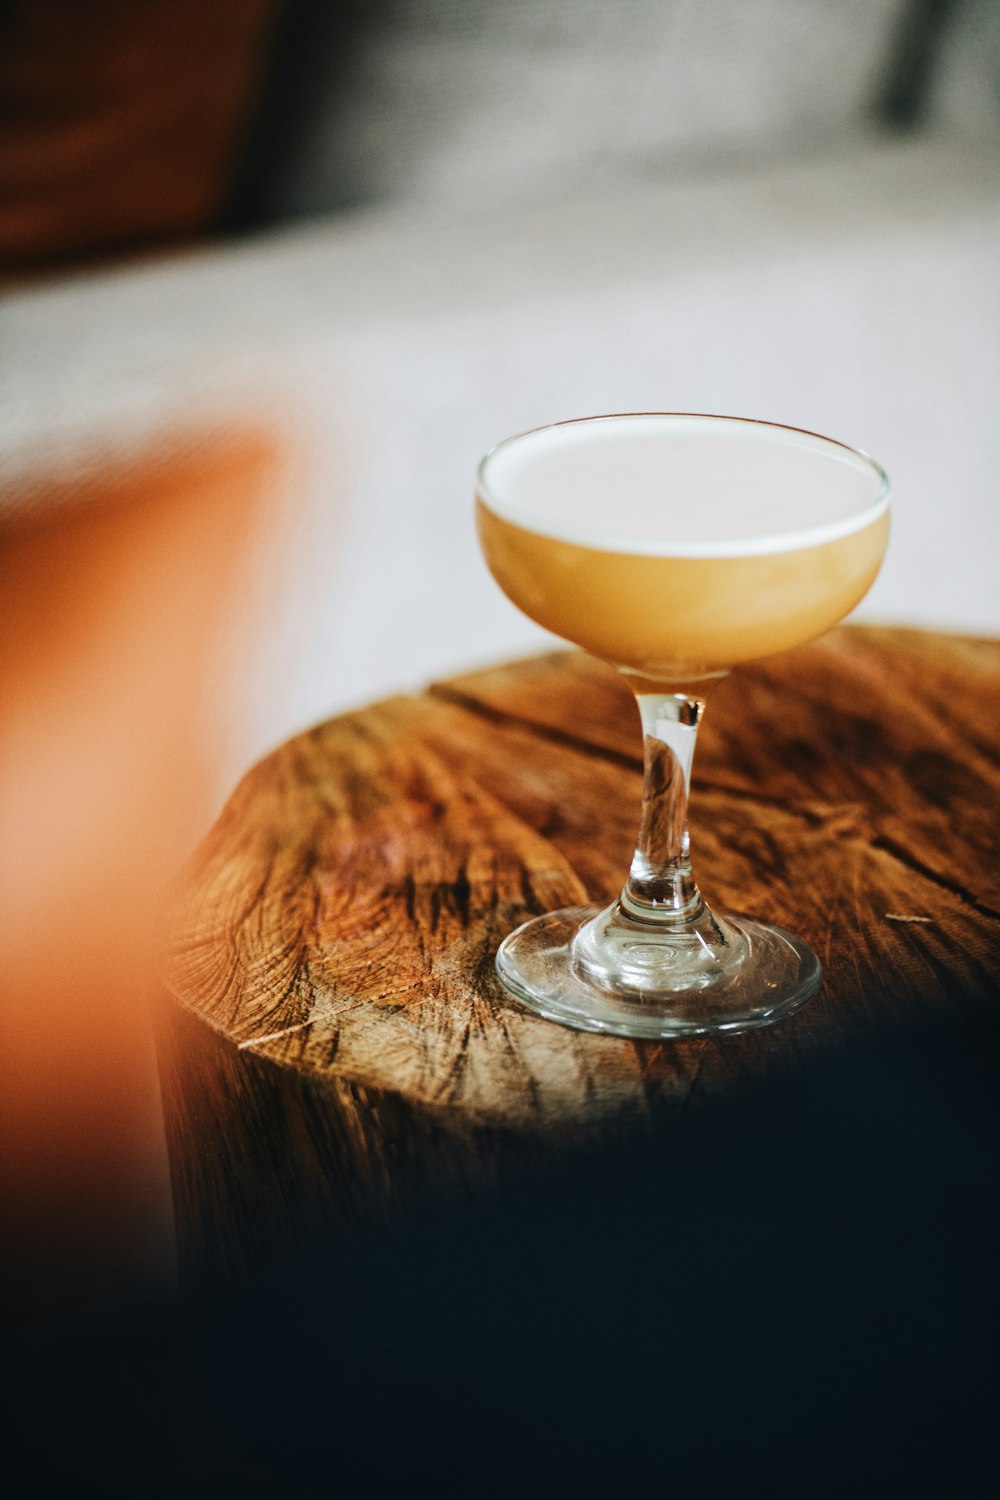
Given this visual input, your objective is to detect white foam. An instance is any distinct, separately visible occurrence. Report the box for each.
[478,414,889,556]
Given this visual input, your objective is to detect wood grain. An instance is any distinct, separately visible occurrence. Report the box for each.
[160,627,1000,1285]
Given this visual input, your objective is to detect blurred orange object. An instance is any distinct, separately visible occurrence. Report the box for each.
[0,426,284,1318]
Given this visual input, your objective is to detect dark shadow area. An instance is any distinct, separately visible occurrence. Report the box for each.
[222,0,371,230]
[875,0,961,127]
[6,1008,998,1496]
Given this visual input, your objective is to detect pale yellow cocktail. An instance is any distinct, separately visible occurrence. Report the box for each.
[475,413,890,1039]
[477,415,889,684]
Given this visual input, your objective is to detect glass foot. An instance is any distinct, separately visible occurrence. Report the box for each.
[495,903,821,1038]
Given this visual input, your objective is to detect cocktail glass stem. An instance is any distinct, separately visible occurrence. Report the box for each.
[570,687,739,997]
[622,691,705,922]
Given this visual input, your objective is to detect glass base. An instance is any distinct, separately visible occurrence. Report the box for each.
[495,902,821,1039]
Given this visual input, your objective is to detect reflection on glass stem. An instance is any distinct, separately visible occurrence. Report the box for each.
[626,693,704,921]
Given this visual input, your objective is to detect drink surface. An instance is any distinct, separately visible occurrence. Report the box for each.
[477,416,889,680]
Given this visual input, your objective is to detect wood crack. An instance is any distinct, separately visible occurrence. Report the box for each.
[428,683,641,770]
[870,832,1000,923]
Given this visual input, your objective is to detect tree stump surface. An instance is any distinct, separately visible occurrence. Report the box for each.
[161,627,1000,1282]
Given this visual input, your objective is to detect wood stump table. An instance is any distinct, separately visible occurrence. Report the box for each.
[160,627,1000,1286]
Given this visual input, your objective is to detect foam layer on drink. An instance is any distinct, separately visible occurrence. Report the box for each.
[479,414,887,556]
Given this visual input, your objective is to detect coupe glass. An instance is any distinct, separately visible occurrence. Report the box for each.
[476,413,890,1037]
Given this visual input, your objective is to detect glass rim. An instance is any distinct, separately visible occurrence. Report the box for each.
[476,412,891,559]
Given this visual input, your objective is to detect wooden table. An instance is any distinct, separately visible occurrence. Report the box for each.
[161,626,1000,1286]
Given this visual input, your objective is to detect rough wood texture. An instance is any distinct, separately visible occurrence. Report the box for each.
[161,627,1000,1285]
